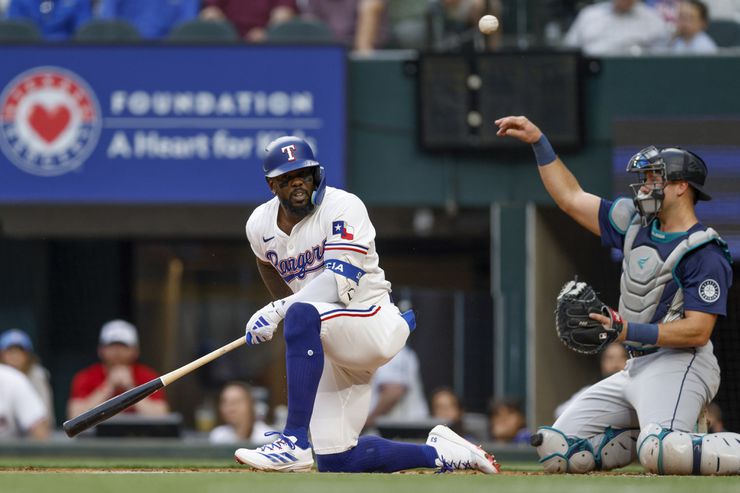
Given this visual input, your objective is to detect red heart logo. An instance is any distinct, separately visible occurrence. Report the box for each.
[28,104,71,144]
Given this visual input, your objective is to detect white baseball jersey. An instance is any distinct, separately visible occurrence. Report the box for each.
[0,363,47,439]
[246,186,411,454]
[246,186,392,307]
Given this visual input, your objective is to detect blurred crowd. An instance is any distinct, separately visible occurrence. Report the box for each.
[0,0,499,51]
[0,321,729,443]
[555,0,740,54]
[0,1,737,53]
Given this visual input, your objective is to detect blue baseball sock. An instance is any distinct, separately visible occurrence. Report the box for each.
[281,302,324,449]
[315,436,439,473]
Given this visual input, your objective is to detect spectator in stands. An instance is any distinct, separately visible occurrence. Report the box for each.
[0,363,49,440]
[564,0,670,55]
[488,397,530,444]
[706,401,726,433]
[654,0,718,52]
[430,387,466,435]
[201,0,296,42]
[98,0,199,40]
[704,0,740,21]
[646,0,681,24]
[209,381,274,444]
[543,0,594,46]
[0,329,54,426]
[554,342,629,419]
[67,319,169,419]
[366,344,428,427]
[6,0,92,40]
[298,0,389,52]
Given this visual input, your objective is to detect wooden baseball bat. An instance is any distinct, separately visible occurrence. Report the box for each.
[63,336,246,437]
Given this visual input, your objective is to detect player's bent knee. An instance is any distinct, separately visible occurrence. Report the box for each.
[284,303,321,342]
[533,426,637,474]
[638,423,740,475]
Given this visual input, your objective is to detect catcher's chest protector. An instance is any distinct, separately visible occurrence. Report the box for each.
[619,217,723,326]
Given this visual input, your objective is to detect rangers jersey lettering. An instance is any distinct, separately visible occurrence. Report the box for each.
[246,187,391,305]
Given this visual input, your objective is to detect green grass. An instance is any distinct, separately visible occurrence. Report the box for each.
[1,458,739,493]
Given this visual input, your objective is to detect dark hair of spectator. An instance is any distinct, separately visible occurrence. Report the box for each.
[488,396,524,416]
[686,0,710,23]
[430,386,463,409]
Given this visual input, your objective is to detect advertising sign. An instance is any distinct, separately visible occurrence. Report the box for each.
[0,45,346,203]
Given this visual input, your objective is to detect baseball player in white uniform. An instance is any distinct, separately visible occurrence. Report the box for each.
[233,136,499,474]
[497,115,737,475]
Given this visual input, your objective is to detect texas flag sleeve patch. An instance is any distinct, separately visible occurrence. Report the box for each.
[332,220,354,240]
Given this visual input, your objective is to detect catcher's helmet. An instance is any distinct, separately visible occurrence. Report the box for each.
[659,148,711,201]
[626,146,710,225]
[263,136,326,206]
[626,146,711,201]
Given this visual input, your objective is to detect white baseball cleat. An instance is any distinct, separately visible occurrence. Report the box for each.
[426,425,501,474]
[234,432,314,472]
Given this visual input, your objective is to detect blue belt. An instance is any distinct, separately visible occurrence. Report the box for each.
[401,309,416,332]
[627,346,659,358]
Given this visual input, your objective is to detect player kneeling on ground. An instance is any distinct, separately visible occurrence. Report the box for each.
[496,115,736,475]
[233,136,500,474]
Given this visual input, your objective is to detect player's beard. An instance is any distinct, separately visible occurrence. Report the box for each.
[280,196,315,217]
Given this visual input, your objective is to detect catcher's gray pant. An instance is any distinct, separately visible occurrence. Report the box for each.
[554,343,720,436]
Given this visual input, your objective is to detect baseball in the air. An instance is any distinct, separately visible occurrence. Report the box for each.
[478,15,499,35]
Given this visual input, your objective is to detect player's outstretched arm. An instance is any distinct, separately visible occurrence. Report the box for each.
[495,115,602,236]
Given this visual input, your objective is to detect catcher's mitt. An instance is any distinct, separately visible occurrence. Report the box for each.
[555,279,624,355]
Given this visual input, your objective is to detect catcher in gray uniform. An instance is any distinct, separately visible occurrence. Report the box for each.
[496,115,737,475]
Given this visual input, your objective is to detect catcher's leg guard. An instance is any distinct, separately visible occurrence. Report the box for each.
[594,427,639,470]
[531,427,581,473]
[698,432,740,475]
[532,426,637,474]
[638,423,740,475]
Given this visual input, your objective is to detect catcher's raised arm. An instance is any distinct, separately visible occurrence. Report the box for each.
[495,115,602,236]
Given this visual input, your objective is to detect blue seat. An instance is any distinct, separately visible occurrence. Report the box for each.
[266,18,334,43]
[706,20,740,47]
[0,19,42,43]
[166,19,239,44]
[74,19,141,43]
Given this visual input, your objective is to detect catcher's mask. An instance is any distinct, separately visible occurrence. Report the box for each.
[626,146,711,226]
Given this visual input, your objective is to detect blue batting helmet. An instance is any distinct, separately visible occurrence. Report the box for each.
[263,136,326,205]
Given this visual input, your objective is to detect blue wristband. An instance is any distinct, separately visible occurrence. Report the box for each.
[532,134,557,166]
[627,322,659,345]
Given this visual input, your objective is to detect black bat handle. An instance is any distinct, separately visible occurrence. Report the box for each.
[62,378,164,437]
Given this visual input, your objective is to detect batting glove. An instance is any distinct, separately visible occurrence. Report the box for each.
[245,301,286,346]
